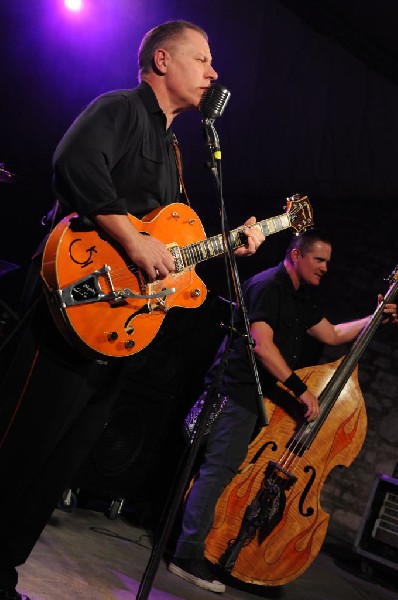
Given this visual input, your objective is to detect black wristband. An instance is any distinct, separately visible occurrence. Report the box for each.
[283,372,307,397]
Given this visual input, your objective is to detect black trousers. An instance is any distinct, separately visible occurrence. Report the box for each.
[0,286,130,588]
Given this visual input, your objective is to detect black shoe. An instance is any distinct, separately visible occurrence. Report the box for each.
[0,590,30,600]
[168,557,225,593]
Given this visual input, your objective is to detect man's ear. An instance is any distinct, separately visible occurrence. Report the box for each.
[152,48,169,75]
[290,248,300,265]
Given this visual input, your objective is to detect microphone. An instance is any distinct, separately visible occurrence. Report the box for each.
[199,84,231,119]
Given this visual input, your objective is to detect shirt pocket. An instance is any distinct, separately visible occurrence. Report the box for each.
[141,133,164,164]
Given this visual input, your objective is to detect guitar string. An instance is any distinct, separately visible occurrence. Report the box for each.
[65,200,310,294]
[71,207,306,288]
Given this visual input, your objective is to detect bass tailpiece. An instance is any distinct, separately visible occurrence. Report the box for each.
[218,461,297,572]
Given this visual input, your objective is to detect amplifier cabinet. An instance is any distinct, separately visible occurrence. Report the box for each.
[354,473,398,571]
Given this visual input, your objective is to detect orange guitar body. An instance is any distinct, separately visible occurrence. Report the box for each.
[41,203,207,358]
[41,195,314,358]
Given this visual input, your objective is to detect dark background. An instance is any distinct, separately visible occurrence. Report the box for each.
[1,0,398,310]
[1,0,398,541]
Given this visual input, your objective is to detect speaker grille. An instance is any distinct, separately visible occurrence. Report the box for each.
[92,405,146,477]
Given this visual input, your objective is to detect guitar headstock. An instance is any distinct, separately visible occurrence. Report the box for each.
[285,194,314,234]
[386,264,398,283]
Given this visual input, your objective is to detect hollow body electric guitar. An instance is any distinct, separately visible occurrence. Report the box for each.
[41,194,313,358]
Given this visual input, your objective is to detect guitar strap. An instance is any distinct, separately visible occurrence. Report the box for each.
[172,133,191,206]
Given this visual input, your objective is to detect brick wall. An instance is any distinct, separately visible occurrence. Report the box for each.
[311,197,398,543]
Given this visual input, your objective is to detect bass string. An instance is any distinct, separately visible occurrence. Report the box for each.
[258,421,310,492]
[263,373,329,484]
[287,286,397,479]
[258,409,330,492]
[259,302,387,492]
[265,391,346,493]
[233,423,321,526]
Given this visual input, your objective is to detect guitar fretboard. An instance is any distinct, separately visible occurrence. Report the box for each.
[181,213,291,267]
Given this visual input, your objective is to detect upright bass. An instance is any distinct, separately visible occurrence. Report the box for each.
[204,265,398,586]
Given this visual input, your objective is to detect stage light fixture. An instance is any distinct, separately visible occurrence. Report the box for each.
[65,0,83,11]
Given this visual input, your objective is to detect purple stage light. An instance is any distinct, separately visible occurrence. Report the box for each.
[65,0,83,11]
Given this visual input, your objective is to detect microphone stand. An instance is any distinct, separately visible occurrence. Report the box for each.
[136,117,267,600]
[201,116,268,427]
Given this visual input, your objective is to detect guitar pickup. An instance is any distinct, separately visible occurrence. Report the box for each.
[52,265,175,308]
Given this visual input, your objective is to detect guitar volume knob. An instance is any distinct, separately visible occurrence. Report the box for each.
[125,340,135,349]
[191,288,201,298]
[108,331,118,341]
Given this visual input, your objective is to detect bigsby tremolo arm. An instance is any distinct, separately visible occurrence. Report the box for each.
[52,265,176,308]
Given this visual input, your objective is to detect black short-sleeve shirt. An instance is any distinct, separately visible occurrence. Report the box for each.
[204,262,324,413]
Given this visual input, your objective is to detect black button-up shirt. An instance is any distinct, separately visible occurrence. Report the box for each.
[52,82,180,220]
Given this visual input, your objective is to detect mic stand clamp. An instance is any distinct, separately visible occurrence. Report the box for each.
[202,118,222,181]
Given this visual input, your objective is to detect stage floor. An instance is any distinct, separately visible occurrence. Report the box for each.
[16,503,398,600]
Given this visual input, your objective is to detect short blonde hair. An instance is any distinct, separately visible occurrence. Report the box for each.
[138,20,208,79]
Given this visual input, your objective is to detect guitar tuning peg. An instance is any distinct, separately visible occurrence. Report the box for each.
[385,264,398,282]
[286,193,302,202]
